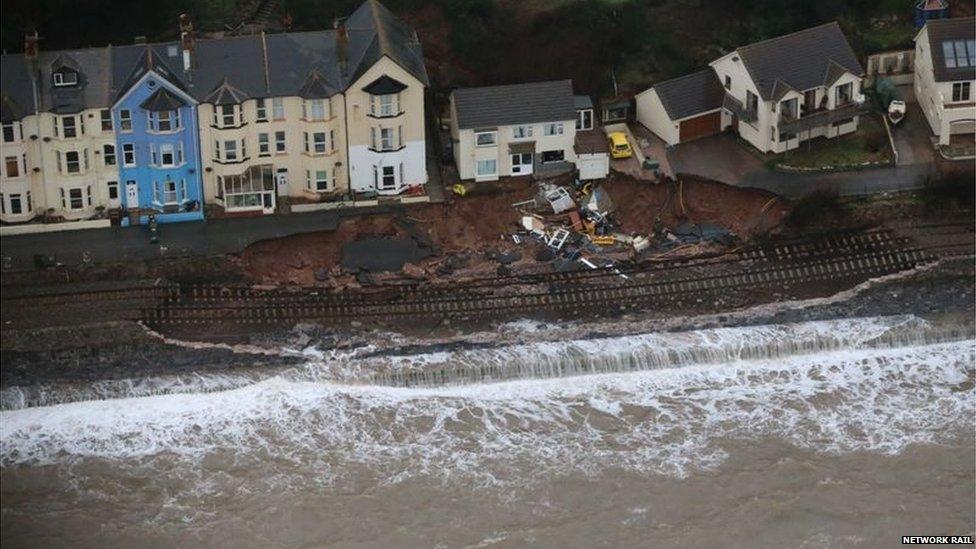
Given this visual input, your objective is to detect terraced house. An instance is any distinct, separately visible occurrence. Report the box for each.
[637,22,867,154]
[0,0,428,227]
[0,35,121,224]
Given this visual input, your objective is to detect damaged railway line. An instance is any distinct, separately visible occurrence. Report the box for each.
[2,223,971,335]
[138,223,974,333]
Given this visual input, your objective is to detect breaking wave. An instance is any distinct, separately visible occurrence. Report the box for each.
[1,316,973,486]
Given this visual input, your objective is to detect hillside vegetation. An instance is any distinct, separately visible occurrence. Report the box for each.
[2,0,973,97]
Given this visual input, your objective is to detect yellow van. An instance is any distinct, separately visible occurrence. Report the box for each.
[608,132,632,159]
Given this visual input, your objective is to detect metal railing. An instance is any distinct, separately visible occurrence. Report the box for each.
[778,100,872,134]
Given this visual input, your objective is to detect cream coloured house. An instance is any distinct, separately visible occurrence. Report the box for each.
[449,80,584,181]
[1,45,120,224]
[193,0,429,213]
[913,17,975,146]
[0,0,429,226]
[637,22,868,154]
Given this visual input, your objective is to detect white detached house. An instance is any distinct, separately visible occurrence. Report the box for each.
[913,17,975,146]
[637,22,869,154]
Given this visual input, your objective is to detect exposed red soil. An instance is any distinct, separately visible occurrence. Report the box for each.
[238,174,789,285]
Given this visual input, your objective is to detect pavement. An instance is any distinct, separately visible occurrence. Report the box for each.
[665,113,937,199]
[0,210,340,272]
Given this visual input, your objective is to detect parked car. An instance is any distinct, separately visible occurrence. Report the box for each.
[608,132,633,159]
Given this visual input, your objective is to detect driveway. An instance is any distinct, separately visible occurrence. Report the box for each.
[665,129,934,199]
[891,85,936,166]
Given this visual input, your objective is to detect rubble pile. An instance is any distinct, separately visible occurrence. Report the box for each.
[507,177,739,276]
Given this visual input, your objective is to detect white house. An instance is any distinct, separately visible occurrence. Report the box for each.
[449,80,607,181]
[913,17,975,147]
[637,22,869,154]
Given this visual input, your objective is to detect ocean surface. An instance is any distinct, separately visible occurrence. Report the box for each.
[2,315,974,548]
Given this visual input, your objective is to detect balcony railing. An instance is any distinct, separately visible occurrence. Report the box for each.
[778,100,872,134]
[723,94,758,124]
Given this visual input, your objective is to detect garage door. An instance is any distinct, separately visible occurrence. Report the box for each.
[679,111,721,142]
[949,119,975,135]
[577,154,609,180]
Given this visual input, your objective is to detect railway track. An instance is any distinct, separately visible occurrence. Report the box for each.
[144,223,974,328]
[1,224,969,331]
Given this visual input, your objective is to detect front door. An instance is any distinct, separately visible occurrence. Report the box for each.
[511,153,533,175]
[275,169,288,196]
[125,181,139,208]
[262,192,275,214]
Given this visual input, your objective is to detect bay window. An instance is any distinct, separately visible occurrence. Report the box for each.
[160,144,175,167]
[370,94,399,117]
[213,104,240,128]
[225,140,238,161]
[61,116,77,138]
[272,97,285,120]
[304,99,327,120]
[306,169,329,192]
[149,109,180,132]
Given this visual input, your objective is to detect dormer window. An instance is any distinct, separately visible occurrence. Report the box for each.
[212,104,243,128]
[303,99,328,121]
[148,109,181,132]
[370,94,399,117]
[53,69,78,87]
[363,75,407,118]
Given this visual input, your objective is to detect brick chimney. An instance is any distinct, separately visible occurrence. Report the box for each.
[179,13,195,71]
[24,29,39,59]
[334,17,348,77]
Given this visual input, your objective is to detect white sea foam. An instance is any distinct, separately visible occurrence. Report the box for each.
[2,317,973,488]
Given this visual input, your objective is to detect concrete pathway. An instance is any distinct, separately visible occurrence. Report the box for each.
[1,210,340,272]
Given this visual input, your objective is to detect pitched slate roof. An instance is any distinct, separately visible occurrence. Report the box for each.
[452,80,576,130]
[651,69,725,121]
[736,22,863,100]
[345,0,429,86]
[0,0,427,117]
[141,87,187,111]
[922,17,976,83]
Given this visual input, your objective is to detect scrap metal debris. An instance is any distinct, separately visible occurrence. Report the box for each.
[507,177,738,276]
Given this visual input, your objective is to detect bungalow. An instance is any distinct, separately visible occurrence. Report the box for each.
[449,80,608,181]
[637,22,868,154]
[913,17,975,146]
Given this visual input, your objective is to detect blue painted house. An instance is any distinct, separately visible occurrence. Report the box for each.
[113,50,203,225]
